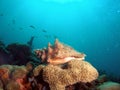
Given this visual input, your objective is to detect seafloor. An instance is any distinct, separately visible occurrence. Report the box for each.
[0,40,120,90]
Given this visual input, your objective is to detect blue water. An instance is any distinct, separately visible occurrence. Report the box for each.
[0,0,120,76]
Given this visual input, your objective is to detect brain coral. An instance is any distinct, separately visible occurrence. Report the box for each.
[41,59,98,90]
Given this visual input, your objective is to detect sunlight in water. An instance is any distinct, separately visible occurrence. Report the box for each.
[43,0,83,3]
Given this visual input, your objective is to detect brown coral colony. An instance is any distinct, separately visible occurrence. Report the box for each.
[0,39,101,90]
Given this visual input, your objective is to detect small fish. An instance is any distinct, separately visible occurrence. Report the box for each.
[29,25,36,29]
[42,29,47,33]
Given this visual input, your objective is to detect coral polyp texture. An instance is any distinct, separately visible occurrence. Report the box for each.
[41,60,98,90]
[33,39,99,90]
[34,39,86,65]
[0,65,30,90]
[0,39,100,90]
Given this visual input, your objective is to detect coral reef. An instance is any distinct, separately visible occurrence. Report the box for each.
[0,39,119,90]
[7,43,37,65]
[0,65,31,90]
[0,61,99,90]
[98,69,120,83]
[34,59,98,90]
[0,41,11,65]
[0,41,40,66]
[97,74,107,84]
[97,81,120,90]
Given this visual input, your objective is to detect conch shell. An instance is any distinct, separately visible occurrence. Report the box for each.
[35,39,86,65]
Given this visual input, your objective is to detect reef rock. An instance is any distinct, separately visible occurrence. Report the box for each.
[97,81,120,90]
[0,39,99,90]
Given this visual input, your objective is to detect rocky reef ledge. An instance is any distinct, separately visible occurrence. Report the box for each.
[0,39,120,90]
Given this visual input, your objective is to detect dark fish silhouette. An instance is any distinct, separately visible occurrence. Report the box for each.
[29,25,36,29]
[27,36,35,48]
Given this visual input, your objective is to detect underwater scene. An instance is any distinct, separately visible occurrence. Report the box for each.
[0,0,120,90]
